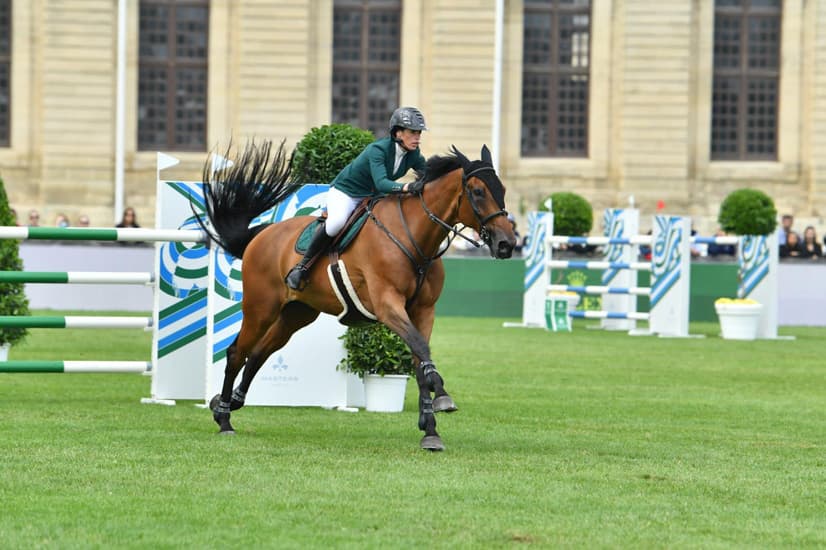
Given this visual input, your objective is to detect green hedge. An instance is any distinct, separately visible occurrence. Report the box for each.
[0,175,30,346]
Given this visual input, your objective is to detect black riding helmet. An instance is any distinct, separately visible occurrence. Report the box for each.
[389,107,428,141]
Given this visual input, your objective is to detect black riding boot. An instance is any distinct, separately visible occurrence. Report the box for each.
[285,223,333,290]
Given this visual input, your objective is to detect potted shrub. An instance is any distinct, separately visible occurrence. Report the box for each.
[538,191,593,236]
[714,188,777,340]
[291,123,375,184]
[0,175,30,359]
[338,323,416,412]
[717,188,777,237]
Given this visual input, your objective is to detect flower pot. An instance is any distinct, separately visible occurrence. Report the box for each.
[0,343,8,361]
[363,374,408,412]
[715,302,763,340]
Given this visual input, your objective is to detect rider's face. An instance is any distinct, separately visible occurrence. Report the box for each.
[397,129,422,151]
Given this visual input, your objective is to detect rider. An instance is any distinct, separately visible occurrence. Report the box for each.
[285,106,429,290]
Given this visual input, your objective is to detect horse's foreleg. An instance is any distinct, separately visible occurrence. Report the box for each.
[380,307,453,451]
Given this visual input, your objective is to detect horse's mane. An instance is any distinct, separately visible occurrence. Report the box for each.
[419,153,463,184]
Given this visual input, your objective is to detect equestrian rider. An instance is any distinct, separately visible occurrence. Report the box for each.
[285,106,429,290]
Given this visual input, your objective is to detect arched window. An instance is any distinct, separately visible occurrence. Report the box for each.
[332,0,401,137]
[138,0,209,151]
[521,0,591,157]
[711,0,781,160]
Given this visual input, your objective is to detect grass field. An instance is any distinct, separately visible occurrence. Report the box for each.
[1,313,824,548]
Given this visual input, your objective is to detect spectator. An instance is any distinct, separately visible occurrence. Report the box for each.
[116,207,140,228]
[777,214,798,246]
[54,213,70,228]
[799,226,822,259]
[639,229,652,261]
[77,214,90,227]
[689,227,706,258]
[116,206,144,246]
[707,228,736,257]
[10,208,19,226]
[779,231,802,258]
[28,209,41,226]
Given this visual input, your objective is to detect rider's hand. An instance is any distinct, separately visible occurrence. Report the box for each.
[405,181,424,194]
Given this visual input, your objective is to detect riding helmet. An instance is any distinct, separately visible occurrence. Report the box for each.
[389,107,428,138]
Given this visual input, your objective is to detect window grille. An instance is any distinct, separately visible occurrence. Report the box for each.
[711,0,781,160]
[521,0,591,157]
[332,0,401,137]
[138,0,209,151]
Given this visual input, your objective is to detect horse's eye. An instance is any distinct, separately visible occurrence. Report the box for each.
[472,187,485,198]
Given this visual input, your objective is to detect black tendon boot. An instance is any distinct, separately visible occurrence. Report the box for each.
[285,223,333,290]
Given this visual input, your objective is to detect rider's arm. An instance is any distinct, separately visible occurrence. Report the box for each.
[368,147,406,194]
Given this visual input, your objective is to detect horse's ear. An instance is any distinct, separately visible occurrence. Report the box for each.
[450,145,471,169]
[480,145,492,165]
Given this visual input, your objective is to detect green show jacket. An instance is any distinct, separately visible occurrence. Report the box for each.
[332,137,426,197]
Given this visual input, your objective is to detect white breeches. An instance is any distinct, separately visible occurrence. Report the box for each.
[325,187,363,236]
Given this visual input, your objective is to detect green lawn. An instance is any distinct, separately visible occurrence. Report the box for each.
[1,314,824,548]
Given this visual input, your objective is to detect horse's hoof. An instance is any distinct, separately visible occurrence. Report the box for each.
[209,394,221,411]
[420,435,445,452]
[218,429,235,436]
[433,395,458,413]
[230,399,244,411]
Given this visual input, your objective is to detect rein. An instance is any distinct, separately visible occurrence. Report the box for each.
[366,163,509,305]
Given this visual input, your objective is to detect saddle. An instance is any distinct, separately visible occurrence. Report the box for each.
[293,198,371,255]
[293,198,378,325]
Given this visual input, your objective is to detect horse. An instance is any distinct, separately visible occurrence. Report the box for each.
[197,140,517,451]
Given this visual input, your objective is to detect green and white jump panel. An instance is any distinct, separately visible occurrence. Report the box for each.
[0,316,152,329]
[0,361,151,373]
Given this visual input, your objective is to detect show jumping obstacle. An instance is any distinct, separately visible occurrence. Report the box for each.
[512,207,777,338]
[0,226,206,374]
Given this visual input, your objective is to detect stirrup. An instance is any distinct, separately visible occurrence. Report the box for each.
[285,265,309,291]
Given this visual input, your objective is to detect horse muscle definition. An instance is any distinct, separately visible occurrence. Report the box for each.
[197,139,516,451]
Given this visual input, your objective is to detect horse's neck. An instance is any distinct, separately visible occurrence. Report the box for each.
[402,171,463,256]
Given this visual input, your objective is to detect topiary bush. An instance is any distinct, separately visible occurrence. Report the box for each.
[0,175,30,347]
[539,192,593,236]
[337,323,415,377]
[718,188,777,236]
[291,124,375,184]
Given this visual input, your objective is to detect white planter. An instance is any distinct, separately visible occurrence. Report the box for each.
[0,343,9,362]
[363,374,408,413]
[715,303,764,340]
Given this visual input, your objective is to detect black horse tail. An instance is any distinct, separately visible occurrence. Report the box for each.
[197,140,300,259]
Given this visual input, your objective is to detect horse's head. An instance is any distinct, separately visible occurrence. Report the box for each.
[451,145,517,259]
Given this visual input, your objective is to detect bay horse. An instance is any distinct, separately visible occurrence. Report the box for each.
[198,140,516,451]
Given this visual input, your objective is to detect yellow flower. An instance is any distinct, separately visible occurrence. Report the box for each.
[714,298,761,305]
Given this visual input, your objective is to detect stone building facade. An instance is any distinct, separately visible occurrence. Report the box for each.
[1,0,825,235]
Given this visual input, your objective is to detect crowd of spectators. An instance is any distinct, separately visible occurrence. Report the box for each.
[778,215,823,260]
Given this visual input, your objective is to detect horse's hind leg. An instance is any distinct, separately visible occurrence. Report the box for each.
[234,301,320,400]
[211,332,248,434]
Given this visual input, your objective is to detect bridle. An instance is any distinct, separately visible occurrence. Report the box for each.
[366,163,509,305]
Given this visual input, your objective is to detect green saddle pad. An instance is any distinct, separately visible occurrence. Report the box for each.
[296,213,369,255]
